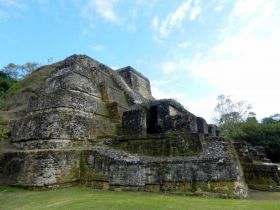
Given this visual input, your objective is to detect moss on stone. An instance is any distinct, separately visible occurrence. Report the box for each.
[246,175,276,186]
[161,182,189,192]
[114,131,202,157]
[195,182,209,192]
[209,181,235,195]
[79,151,109,184]
[145,184,160,192]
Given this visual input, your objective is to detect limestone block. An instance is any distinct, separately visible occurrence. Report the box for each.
[146,102,197,133]
[28,89,100,114]
[109,163,146,186]
[117,66,153,100]
[11,111,96,142]
[208,124,217,136]
[0,149,81,187]
[197,117,208,134]
[45,71,100,97]
[243,163,280,190]
[122,109,147,135]
[106,87,129,108]
[115,131,203,157]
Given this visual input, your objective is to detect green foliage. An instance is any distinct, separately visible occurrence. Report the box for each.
[0,186,26,193]
[214,95,254,137]
[0,70,13,80]
[214,95,280,162]
[240,119,280,162]
[0,71,17,97]
[220,116,280,162]
[262,114,280,124]
[0,127,9,141]
[0,118,10,142]
[5,82,22,96]
[0,63,57,113]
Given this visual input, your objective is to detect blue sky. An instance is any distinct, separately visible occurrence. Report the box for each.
[0,0,279,122]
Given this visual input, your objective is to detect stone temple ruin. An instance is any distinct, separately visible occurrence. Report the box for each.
[0,55,279,198]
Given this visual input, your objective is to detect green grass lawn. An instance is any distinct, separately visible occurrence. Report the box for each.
[1,187,280,210]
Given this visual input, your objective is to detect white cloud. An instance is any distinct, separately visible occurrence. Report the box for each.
[151,0,192,39]
[187,96,217,122]
[178,41,190,48]
[0,0,27,18]
[151,79,216,122]
[189,0,280,120]
[0,0,27,9]
[91,44,105,52]
[214,0,227,12]
[151,16,158,31]
[151,80,189,106]
[82,0,119,23]
[231,0,264,18]
[189,0,201,21]
[162,61,177,74]
[214,5,223,12]
[151,0,202,40]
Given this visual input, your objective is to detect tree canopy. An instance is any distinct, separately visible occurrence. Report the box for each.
[2,62,39,80]
[214,95,280,162]
[0,71,17,97]
[213,95,254,137]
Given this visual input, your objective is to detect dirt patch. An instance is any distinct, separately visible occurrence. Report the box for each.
[248,189,280,200]
[45,199,72,207]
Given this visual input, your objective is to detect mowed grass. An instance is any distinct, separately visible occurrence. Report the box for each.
[1,187,280,210]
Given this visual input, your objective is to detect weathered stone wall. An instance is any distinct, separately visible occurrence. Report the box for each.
[122,99,198,135]
[117,66,153,100]
[122,109,147,135]
[112,131,203,157]
[80,137,247,198]
[233,140,280,191]
[10,55,134,149]
[197,117,208,135]
[0,139,247,197]
[208,124,217,137]
[243,163,280,191]
[0,149,81,187]
[0,54,251,198]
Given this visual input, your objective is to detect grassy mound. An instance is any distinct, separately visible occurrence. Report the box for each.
[0,63,60,142]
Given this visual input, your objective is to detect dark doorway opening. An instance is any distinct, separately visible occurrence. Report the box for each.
[147,105,158,134]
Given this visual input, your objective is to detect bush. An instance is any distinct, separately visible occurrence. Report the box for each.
[220,118,280,162]
[0,71,17,97]
[5,82,22,96]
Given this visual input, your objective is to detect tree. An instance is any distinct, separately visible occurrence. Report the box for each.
[0,71,12,80]
[0,71,17,97]
[214,95,280,162]
[1,62,39,79]
[22,62,39,75]
[237,118,280,162]
[262,114,280,124]
[213,95,254,138]
[2,63,20,79]
[214,95,253,124]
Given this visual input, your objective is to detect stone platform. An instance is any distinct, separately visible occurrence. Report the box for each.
[0,55,253,198]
